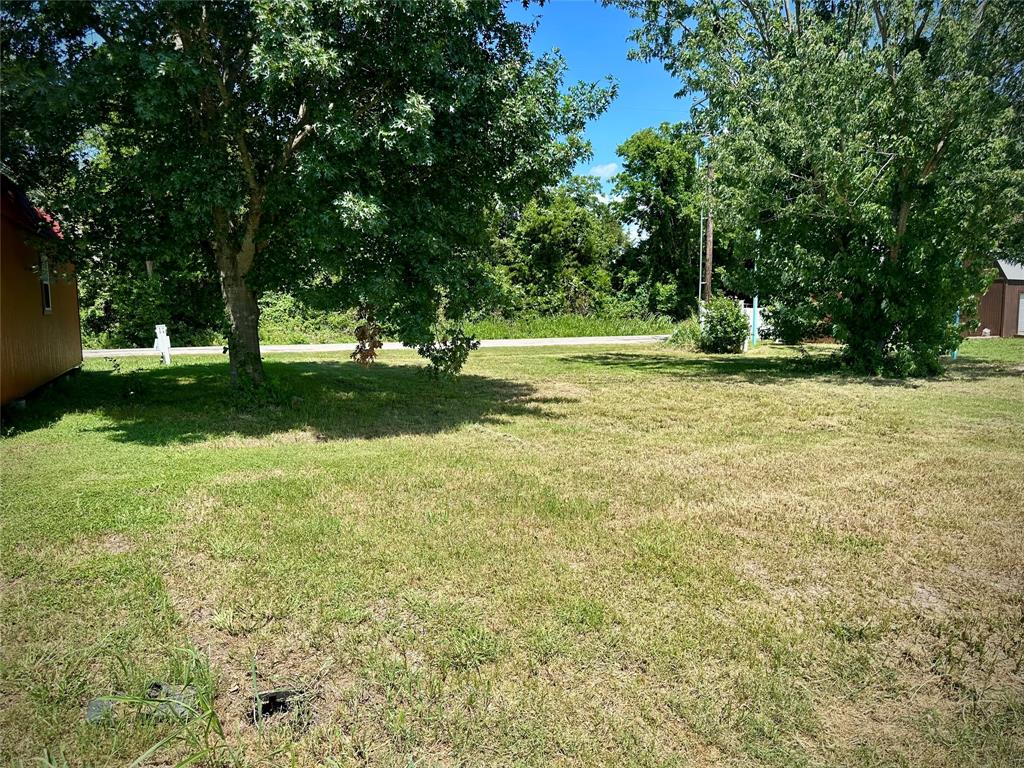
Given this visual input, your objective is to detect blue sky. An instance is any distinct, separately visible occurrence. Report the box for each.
[507,0,692,184]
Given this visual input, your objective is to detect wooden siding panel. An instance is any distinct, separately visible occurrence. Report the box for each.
[975,282,1005,336]
[1,217,83,404]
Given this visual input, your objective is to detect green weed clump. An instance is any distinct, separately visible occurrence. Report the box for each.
[466,312,673,339]
[667,316,702,350]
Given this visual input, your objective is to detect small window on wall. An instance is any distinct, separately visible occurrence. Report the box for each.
[40,255,53,314]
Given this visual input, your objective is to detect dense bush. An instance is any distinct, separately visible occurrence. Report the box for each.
[257,292,358,344]
[615,271,697,319]
[762,300,831,345]
[79,270,223,348]
[492,177,629,317]
[698,296,749,354]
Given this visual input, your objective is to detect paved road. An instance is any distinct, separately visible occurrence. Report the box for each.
[82,334,671,359]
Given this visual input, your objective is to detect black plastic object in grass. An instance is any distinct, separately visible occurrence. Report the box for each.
[250,688,304,723]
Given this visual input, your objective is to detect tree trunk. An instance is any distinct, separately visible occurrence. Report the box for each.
[218,256,264,387]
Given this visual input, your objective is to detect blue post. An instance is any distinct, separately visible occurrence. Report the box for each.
[752,294,759,347]
[951,310,960,360]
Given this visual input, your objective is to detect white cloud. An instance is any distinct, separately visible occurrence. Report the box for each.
[588,162,619,180]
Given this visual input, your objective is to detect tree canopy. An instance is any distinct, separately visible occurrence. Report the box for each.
[618,0,1024,374]
[492,175,627,315]
[612,122,701,317]
[1,0,612,384]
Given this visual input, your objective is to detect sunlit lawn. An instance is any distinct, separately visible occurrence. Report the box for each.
[2,339,1022,767]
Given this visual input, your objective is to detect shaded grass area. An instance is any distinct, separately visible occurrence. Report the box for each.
[1,341,1022,767]
[4,360,559,447]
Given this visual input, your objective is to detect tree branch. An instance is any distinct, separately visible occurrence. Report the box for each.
[739,0,776,56]
[213,73,260,195]
[920,133,950,181]
[871,1,889,47]
[196,9,260,196]
[914,2,934,41]
[287,103,313,156]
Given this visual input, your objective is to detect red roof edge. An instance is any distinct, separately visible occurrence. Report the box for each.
[1,173,63,240]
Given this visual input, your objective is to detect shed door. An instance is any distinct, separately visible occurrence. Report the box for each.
[1018,293,1024,335]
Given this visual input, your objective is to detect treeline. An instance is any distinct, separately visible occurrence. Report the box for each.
[6,1,1023,380]
[80,122,737,348]
[617,0,1024,375]
[3,1,618,384]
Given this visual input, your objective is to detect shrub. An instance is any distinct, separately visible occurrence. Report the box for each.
[258,292,357,344]
[762,300,830,344]
[79,270,223,348]
[417,327,481,377]
[649,281,680,316]
[698,296,749,353]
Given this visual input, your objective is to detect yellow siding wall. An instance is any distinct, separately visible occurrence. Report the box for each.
[1,216,82,404]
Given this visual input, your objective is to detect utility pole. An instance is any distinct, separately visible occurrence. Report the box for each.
[703,162,714,302]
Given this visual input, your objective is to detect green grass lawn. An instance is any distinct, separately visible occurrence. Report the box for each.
[2,339,1022,767]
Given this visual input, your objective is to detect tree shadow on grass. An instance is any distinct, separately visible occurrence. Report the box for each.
[561,349,1021,386]
[2,359,569,446]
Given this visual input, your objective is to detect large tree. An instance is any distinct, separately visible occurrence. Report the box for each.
[617,0,1023,375]
[1,1,611,385]
[612,122,701,317]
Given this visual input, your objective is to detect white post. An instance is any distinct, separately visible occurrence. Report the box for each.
[154,324,172,365]
[752,228,760,347]
[697,207,705,303]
